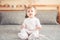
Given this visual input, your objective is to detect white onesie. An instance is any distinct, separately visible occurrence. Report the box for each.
[18,17,42,39]
[23,17,41,33]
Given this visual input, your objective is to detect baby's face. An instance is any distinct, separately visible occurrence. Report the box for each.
[27,7,36,18]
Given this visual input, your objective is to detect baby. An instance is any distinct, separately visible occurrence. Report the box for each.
[18,5,42,40]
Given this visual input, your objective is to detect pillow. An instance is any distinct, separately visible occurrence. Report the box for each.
[36,10,58,25]
[0,10,58,25]
[1,11,25,25]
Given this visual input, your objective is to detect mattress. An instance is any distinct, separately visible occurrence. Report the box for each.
[0,25,60,40]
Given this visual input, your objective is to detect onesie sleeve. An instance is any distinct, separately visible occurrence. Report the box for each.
[36,19,42,28]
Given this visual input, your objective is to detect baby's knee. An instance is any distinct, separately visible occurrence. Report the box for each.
[33,34,39,38]
[18,32,28,39]
[32,31,39,38]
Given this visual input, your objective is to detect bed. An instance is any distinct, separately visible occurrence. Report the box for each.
[0,10,60,40]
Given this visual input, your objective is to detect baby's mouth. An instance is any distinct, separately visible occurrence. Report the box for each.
[29,14,32,16]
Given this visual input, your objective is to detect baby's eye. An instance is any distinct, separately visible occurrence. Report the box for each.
[27,11,30,12]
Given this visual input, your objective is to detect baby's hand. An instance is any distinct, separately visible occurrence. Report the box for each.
[35,26,42,30]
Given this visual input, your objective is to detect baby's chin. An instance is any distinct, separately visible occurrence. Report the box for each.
[29,16,35,18]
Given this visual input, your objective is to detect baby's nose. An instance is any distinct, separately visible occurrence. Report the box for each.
[29,11,32,13]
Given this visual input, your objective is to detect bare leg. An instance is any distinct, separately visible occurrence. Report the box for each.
[25,34,30,40]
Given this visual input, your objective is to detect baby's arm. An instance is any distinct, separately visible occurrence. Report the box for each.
[21,24,27,31]
[21,24,25,29]
[20,21,27,32]
[21,19,27,29]
[35,19,42,30]
[35,25,42,30]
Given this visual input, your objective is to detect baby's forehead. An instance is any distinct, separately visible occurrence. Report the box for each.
[27,7,35,11]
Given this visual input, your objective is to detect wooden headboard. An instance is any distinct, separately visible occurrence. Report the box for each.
[0,4,58,11]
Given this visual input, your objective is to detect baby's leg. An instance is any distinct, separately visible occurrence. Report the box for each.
[32,30,40,38]
[28,31,40,40]
[25,33,31,40]
[18,29,28,40]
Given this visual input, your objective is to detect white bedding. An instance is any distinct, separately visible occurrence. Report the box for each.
[0,25,60,40]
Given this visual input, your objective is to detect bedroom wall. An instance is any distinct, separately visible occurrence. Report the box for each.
[0,0,60,5]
